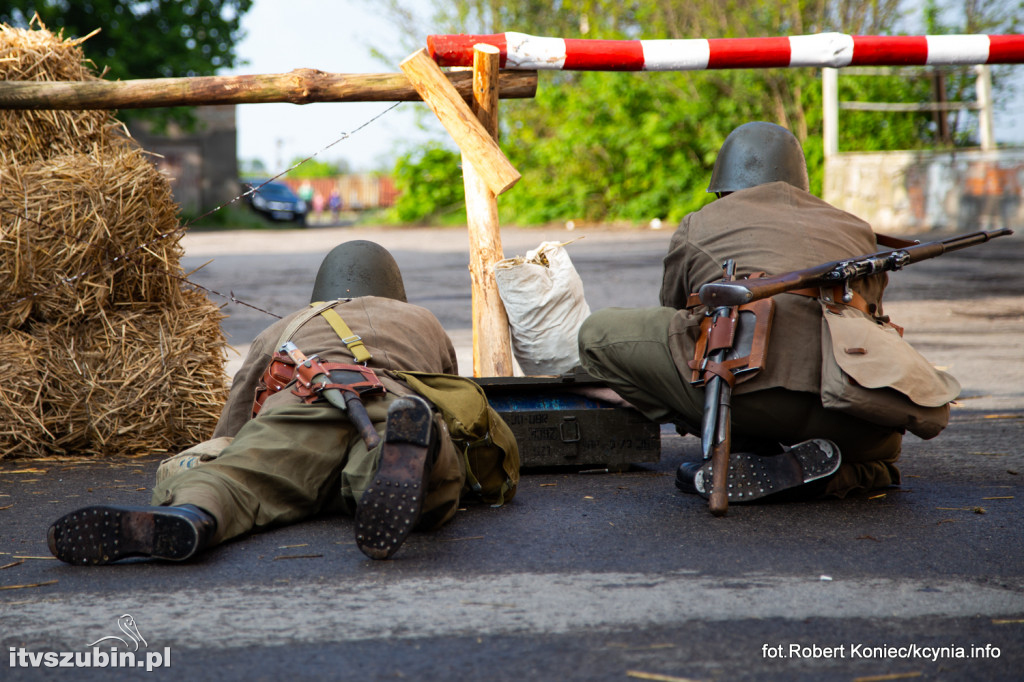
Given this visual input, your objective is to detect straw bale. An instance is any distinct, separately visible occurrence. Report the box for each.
[0,290,229,459]
[0,24,231,460]
[0,142,185,328]
[0,22,114,163]
[0,329,48,458]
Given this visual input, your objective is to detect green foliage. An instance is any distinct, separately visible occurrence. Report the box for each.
[1,0,253,130]
[501,71,721,223]
[836,69,952,151]
[183,204,268,231]
[388,144,466,224]
[285,157,350,180]
[370,0,1023,225]
[238,158,268,178]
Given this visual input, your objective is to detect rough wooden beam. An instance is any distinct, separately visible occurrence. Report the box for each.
[0,69,537,110]
[399,48,520,196]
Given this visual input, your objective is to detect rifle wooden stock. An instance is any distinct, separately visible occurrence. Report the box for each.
[708,387,732,517]
[698,228,1013,308]
[700,260,737,516]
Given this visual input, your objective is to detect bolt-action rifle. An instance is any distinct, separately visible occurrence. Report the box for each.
[695,227,1013,516]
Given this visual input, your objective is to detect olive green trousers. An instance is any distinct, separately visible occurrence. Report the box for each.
[152,395,465,545]
[578,307,902,498]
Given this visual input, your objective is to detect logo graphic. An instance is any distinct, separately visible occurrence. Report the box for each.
[88,614,148,652]
[9,613,171,671]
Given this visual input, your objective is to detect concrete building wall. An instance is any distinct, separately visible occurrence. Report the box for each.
[825,148,1024,235]
[132,105,238,215]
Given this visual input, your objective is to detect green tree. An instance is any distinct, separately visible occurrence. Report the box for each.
[372,0,1021,224]
[389,144,465,223]
[1,0,253,129]
[286,157,351,180]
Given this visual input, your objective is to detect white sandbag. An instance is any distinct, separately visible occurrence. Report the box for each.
[494,241,591,375]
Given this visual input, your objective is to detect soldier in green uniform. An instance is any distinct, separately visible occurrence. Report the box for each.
[578,122,959,504]
[49,240,517,563]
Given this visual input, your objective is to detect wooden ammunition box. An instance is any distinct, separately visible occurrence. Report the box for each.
[473,373,661,470]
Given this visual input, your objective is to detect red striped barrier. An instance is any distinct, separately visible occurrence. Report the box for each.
[428,32,1024,71]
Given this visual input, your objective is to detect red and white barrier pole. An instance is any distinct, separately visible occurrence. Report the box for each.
[429,32,1024,71]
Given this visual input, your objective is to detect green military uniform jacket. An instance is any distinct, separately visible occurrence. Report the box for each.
[213,296,458,438]
[660,181,958,434]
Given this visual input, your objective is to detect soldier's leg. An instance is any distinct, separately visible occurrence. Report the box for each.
[152,402,363,544]
[51,401,371,565]
[579,308,899,501]
[349,394,465,559]
[339,403,464,530]
[730,388,902,498]
[578,306,704,426]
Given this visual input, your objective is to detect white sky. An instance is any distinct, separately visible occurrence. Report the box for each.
[225,1,1024,176]
[223,0,440,174]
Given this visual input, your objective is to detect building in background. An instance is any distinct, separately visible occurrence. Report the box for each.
[280,175,397,211]
[823,66,1024,234]
[132,105,239,216]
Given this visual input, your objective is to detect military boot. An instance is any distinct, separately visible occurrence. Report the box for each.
[675,439,841,503]
[48,504,216,565]
[355,395,435,560]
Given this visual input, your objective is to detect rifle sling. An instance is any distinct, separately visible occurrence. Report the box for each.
[874,232,919,249]
[786,286,872,317]
[700,360,738,387]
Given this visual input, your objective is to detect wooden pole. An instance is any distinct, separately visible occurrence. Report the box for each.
[0,69,538,110]
[464,44,514,377]
[399,48,520,196]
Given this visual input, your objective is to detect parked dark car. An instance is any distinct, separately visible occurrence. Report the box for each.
[241,180,308,226]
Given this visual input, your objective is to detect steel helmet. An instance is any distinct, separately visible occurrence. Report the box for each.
[310,240,408,303]
[707,122,809,193]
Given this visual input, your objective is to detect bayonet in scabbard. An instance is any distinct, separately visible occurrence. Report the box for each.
[279,341,384,450]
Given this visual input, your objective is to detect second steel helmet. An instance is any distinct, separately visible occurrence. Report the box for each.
[707,122,810,194]
[310,240,408,303]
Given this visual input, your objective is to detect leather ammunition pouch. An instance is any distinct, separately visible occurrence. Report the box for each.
[687,275,775,388]
[251,302,375,418]
[253,351,297,416]
[253,352,383,416]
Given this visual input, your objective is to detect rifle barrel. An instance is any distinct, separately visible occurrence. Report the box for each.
[698,228,1013,308]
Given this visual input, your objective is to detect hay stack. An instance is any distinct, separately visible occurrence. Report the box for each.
[0,22,113,164]
[0,23,229,459]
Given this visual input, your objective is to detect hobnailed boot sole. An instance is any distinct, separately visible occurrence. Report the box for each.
[694,439,841,503]
[355,396,434,560]
[47,505,210,565]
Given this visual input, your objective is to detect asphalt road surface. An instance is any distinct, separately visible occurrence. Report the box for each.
[2,223,1022,681]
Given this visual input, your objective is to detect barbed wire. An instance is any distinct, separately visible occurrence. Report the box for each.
[2,101,404,321]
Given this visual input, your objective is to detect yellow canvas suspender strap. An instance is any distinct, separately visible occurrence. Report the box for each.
[274,301,372,364]
[317,306,372,364]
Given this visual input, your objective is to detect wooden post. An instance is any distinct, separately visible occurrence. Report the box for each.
[822,67,838,159]
[464,44,514,377]
[976,64,995,151]
[399,48,520,196]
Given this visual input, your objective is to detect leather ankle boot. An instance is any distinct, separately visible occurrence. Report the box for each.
[679,439,841,503]
[48,504,217,565]
[355,395,435,560]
